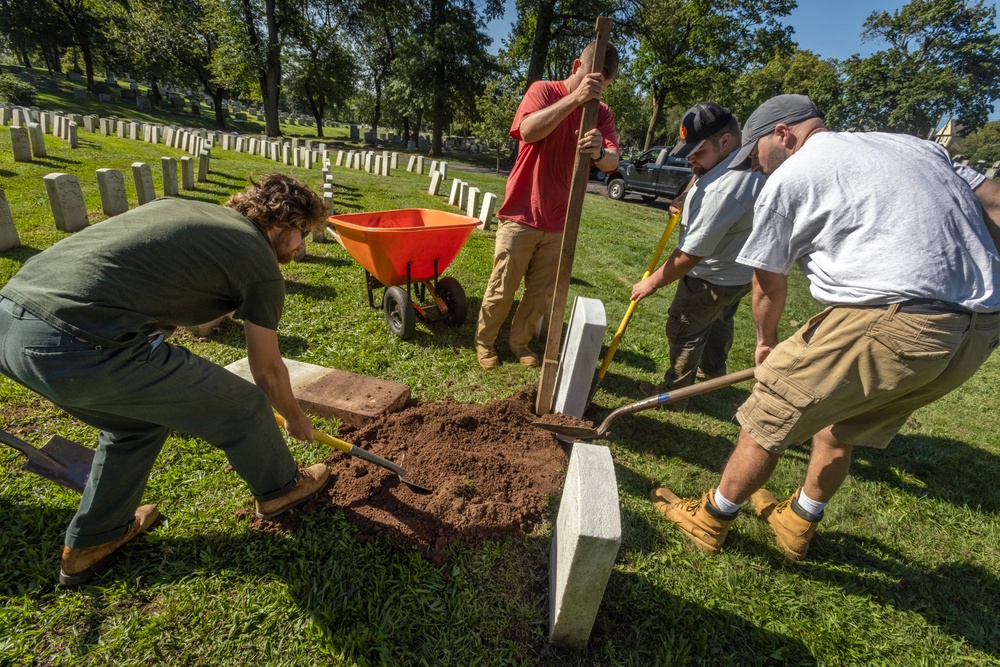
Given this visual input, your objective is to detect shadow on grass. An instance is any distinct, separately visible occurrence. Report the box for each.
[0,245,44,265]
[285,278,338,301]
[795,531,1000,657]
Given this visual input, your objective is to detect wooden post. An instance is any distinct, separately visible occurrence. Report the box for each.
[535,16,613,416]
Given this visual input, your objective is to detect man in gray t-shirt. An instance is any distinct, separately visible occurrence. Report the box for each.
[632,103,764,405]
[649,94,1000,561]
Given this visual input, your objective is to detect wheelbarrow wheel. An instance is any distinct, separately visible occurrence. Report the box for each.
[383,286,415,339]
[437,277,468,327]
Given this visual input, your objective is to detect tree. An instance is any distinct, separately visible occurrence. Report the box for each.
[48,0,108,87]
[599,58,652,153]
[0,0,71,70]
[508,0,607,86]
[473,74,520,172]
[285,23,355,136]
[839,0,1000,136]
[728,48,843,128]
[621,0,796,149]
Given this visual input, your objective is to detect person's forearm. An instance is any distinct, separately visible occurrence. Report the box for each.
[975,177,1000,254]
[249,356,306,420]
[519,94,582,144]
[593,147,619,172]
[752,269,787,348]
[652,249,702,289]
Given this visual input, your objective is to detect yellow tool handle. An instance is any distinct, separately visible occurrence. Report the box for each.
[274,414,352,455]
[595,206,682,380]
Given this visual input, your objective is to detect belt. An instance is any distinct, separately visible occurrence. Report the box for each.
[854,298,973,316]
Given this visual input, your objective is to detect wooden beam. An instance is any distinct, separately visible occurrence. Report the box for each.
[535,16,614,416]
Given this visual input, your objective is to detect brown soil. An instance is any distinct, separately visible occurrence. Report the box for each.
[241,391,569,562]
[532,412,594,428]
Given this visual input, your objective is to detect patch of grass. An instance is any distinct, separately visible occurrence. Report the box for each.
[2,103,1000,666]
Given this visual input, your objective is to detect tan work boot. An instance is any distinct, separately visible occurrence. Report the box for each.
[476,345,499,370]
[650,487,738,554]
[750,488,821,561]
[255,463,331,519]
[510,346,539,367]
[60,504,160,586]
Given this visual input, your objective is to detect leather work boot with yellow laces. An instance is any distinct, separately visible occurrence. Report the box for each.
[649,487,738,554]
[750,488,822,561]
[60,504,160,586]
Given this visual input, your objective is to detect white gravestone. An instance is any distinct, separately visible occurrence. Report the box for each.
[406,155,416,172]
[458,182,469,210]
[43,173,89,232]
[197,150,210,183]
[336,150,344,167]
[67,121,78,148]
[416,156,424,174]
[438,161,448,179]
[391,152,399,169]
[552,297,607,417]
[428,171,443,196]
[448,179,462,206]
[27,122,46,157]
[465,187,480,218]
[478,192,498,230]
[96,168,130,217]
[131,162,156,205]
[10,126,31,162]
[548,442,621,649]
[161,157,179,197]
[180,156,195,190]
[0,188,21,251]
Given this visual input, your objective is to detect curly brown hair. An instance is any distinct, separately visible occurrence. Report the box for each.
[225,173,327,234]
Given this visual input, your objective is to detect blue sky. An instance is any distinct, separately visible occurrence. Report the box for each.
[484,0,1000,119]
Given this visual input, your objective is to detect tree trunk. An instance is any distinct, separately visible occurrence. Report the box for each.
[525,0,556,87]
[411,110,422,143]
[432,100,444,157]
[150,81,162,106]
[19,48,31,68]
[80,40,95,89]
[212,87,227,129]
[315,98,325,138]
[402,117,410,144]
[262,0,282,137]
[644,89,664,151]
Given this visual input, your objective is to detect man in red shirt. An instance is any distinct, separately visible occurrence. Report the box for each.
[474,41,620,369]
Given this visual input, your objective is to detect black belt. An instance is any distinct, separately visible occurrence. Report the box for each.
[854,298,973,315]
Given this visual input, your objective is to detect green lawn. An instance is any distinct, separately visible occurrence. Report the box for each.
[1,116,999,666]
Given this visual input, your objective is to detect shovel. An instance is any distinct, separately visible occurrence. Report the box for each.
[534,367,756,440]
[0,428,94,493]
[587,206,682,405]
[274,414,432,494]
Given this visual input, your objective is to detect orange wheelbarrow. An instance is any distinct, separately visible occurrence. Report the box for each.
[329,209,480,339]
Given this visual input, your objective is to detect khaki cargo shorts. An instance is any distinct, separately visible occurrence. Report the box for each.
[736,304,1000,453]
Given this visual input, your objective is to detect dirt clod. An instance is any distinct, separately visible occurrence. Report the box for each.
[245,392,568,562]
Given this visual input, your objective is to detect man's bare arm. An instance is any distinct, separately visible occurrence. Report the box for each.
[245,320,313,442]
[752,269,788,365]
[975,177,1000,254]
[519,73,606,144]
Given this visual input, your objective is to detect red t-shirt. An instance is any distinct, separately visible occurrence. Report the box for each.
[496,80,618,232]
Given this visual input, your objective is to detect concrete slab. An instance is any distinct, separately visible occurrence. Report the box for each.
[549,442,621,650]
[553,296,606,418]
[223,358,409,426]
[296,369,410,426]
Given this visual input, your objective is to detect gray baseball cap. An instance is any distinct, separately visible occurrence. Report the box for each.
[728,94,824,170]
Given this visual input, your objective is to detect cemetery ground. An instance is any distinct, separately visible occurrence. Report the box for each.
[0,125,999,667]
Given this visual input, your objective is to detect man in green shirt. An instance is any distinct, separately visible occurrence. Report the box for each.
[0,174,331,585]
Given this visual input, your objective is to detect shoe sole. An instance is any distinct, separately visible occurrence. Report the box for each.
[59,514,162,586]
[255,475,331,520]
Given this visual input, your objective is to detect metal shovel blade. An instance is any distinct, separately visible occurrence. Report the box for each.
[1,429,94,493]
[532,421,601,440]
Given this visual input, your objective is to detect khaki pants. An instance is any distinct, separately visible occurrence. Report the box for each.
[664,276,751,390]
[737,304,1000,453]
[475,220,561,353]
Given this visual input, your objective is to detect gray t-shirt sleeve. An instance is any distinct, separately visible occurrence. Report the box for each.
[737,202,800,275]
[953,161,986,189]
[678,191,752,257]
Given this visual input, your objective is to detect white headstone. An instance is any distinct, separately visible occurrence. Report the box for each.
[465,187,480,218]
[406,155,416,172]
[43,173,89,232]
[27,122,46,157]
[131,162,156,205]
[458,182,469,210]
[438,161,448,179]
[197,150,210,182]
[10,126,31,162]
[416,156,425,175]
[448,179,463,206]
[67,121,78,148]
[336,150,344,167]
[552,297,607,417]
[478,192,498,230]
[429,171,443,196]
[161,157,179,197]
[0,108,10,126]
[391,152,399,169]
[180,156,195,190]
[96,168,130,217]
[548,442,621,649]
[0,188,21,251]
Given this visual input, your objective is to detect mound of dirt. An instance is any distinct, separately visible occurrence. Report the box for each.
[243,392,569,562]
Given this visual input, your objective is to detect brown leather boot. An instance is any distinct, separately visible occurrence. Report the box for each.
[254,463,331,519]
[650,487,738,554]
[60,504,160,586]
[750,488,821,561]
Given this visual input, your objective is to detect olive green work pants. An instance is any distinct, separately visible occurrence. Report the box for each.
[0,296,299,549]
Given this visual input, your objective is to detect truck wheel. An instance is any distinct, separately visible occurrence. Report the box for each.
[383,286,415,339]
[607,178,626,200]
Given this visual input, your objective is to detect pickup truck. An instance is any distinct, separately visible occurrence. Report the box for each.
[605,146,692,203]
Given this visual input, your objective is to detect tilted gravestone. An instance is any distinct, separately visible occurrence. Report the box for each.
[197,150,210,183]
[10,126,32,162]
[416,156,425,175]
[180,156,195,190]
[27,122,46,158]
[161,157,179,197]
[0,188,21,251]
[391,152,399,169]
[466,187,480,219]
[458,182,469,210]
[448,179,463,207]
[438,161,448,179]
[478,192,498,230]
[43,173,89,232]
[96,168,129,217]
[131,162,156,205]
[428,170,443,196]
[67,121,78,148]
[406,155,416,172]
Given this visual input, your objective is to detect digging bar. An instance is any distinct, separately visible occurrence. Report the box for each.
[0,428,93,493]
[274,414,431,494]
[533,367,756,440]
